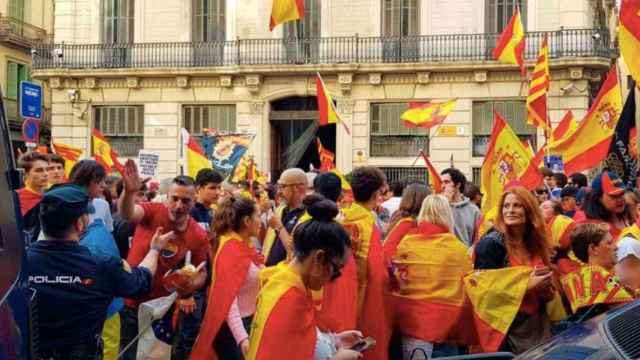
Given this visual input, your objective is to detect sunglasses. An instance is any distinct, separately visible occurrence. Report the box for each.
[535,190,548,195]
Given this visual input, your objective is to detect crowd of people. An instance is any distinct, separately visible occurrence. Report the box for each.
[13,149,640,360]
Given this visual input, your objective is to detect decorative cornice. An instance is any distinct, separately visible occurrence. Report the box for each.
[176,76,189,88]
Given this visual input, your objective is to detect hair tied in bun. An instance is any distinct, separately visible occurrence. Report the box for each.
[307,199,339,222]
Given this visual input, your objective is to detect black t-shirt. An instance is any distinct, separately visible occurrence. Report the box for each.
[112,214,136,259]
[27,240,152,351]
[190,202,214,231]
[265,207,305,266]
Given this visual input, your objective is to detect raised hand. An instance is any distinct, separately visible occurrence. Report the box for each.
[123,159,142,193]
[150,227,176,251]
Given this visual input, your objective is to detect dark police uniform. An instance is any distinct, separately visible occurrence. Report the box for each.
[26,184,154,360]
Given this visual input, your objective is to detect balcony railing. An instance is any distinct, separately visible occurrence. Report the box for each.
[32,28,612,70]
[0,15,48,49]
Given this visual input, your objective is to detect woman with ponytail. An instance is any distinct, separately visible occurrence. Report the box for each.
[247,199,363,360]
[190,195,264,359]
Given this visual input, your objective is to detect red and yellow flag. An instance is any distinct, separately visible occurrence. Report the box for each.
[389,222,476,345]
[560,265,634,314]
[247,263,316,360]
[316,73,351,134]
[181,128,211,179]
[401,100,457,129]
[549,66,622,174]
[493,7,525,76]
[52,141,84,178]
[527,34,550,131]
[620,0,640,86]
[463,267,532,352]
[91,129,118,174]
[419,149,442,193]
[553,110,578,143]
[316,138,335,172]
[480,112,533,218]
[269,0,304,31]
[549,215,577,250]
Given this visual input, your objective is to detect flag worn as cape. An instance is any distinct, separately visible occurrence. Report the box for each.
[52,141,84,179]
[620,0,640,86]
[549,66,622,174]
[492,7,525,76]
[389,222,476,345]
[313,255,358,333]
[16,187,42,217]
[190,233,262,359]
[269,0,304,31]
[463,266,532,352]
[341,203,390,360]
[560,265,635,314]
[549,215,577,250]
[604,85,638,186]
[247,263,316,360]
[401,100,457,129]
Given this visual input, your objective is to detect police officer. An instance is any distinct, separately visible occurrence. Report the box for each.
[27,184,175,359]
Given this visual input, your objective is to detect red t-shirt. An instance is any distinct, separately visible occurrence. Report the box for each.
[125,202,209,308]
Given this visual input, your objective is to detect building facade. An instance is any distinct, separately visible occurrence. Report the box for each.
[1,0,54,150]
[32,0,616,183]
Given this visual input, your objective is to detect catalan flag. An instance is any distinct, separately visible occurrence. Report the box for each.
[620,0,640,86]
[269,0,304,31]
[316,73,351,134]
[526,33,550,131]
[419,149,442,193]
[181,128,211,179]
[92,129,118,174]
[316,138,335,171]
[401,100,457,129]
[549,66,622,174]
[560,265,634,314]
[52,141,84,179]
[492,7,525,76]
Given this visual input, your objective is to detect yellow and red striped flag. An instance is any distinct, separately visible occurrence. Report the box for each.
[92,129,116,174]
[527,34,550,131]
[269,0,304,31]
[620,0,640,86]
[492,7,525,76]
[52,141,84,179]
[549,66,622,174]
[401,100,457,129]
[553,110,578,143]
[316,73,351,135]
[419,149,442,193]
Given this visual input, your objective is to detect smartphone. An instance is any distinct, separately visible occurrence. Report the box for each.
[350,337,376,352]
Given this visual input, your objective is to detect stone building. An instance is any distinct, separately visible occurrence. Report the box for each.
[32,0,616,183]
[1,0,54,149]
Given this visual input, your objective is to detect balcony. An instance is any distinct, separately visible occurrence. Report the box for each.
[0,15,48,50]
[32,28,612,71]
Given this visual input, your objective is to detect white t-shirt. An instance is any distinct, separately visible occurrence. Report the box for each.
[381,197,402,218]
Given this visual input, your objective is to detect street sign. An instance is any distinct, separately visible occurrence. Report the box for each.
[436,125,465,137]
[22,118,39,143]
[19,81,42,119]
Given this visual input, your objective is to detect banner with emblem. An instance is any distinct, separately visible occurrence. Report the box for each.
[201,130,255,177]
[604,85,638,187]
[560,266,634,314]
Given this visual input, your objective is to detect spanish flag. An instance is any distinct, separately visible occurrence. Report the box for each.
[181,128,211,179]
[247,263,316,359]
[526,33,550,131]
[553,110,578,143]
[92,128,117,174]
[269,0,304,31]
[342,203,391,360]
[463,267,532,352]
[620,0,640,86]
[190,233,263,359]
[492,7,525,76]
[316,138,335,171]
[560,265,634,314]
[316,73,351,134]
[419,149,442,193]
[480,112,533,218]
[549,66,622,174]
[52,141,84,179]
[401,100,457,129]
[389,222,476,345]
[548,215,576,250]
[313,255,358,333]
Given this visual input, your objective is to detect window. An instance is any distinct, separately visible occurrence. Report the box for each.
[8,0,24,20]
[370,103,428,157]
[283,0,320,63]
[472,100,535,157]
[380,167,428,185]
[183,105,236,137]
[193,0,225,42]
[102,0,134,67]
[94,106,144,157]
[485,0,526,34]
[472,167,481,187]
[6,61,29,122]
[381,0,419,62]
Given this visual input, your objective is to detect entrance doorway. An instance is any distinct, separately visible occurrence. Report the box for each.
[270,96,336,179]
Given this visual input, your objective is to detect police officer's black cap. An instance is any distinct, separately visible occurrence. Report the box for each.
[40,184,95,222]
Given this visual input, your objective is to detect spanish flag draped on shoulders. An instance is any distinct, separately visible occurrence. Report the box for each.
[247,262,316,360]
[190,232,264,359]
[548,215,576,250]
[342,202,390,360]
[388,221,476,345]
[17,186,43,217]
[383,217,417,262]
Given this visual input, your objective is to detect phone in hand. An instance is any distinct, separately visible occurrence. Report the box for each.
[350,337,376,352]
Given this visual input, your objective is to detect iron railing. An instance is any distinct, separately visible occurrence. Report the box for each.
[32,28,611,69]
[0,15,48,49]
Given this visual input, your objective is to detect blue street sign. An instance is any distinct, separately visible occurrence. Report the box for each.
[19,81,42,119]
